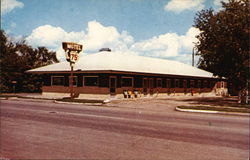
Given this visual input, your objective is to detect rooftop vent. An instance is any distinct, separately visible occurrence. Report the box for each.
[99,48,111,52]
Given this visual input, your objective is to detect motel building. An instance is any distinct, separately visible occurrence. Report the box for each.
[28,48,228,99]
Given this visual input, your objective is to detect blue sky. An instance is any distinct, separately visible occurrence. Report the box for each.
[1,0,225,64]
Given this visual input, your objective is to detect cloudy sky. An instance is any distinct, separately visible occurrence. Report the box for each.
[1,0,226,65]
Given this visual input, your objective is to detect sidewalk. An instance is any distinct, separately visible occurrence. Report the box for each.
[1,93,61,100]
[1,93,249,116]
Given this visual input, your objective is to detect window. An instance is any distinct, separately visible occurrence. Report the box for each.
[197,80,201,88]
[122,77,133,87]
[157,78,162,88]
[73,76,77,86]
[166,79,171,88]
[69,76,77,86]
[84,76,98,86]
[210,81,215,88]
[175,79,179,88]
[179,79,183,88]
[143,78,148,88]
[190,80,194,88]
[149,78,153,88]
[203,80,208,88]
[183,80,187,88]
[52,76,65,86]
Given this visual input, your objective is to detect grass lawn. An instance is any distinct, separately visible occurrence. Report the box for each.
[56,98,104,104]
[0,94,19,98]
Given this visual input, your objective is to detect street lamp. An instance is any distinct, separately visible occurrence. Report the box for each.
[62,42,83,100]
[192,47,195,67]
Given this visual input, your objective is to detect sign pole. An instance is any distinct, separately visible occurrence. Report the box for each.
[70,63,74,100]
[62,42,83,100]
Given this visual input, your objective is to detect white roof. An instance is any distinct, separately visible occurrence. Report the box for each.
[28,51,215,78]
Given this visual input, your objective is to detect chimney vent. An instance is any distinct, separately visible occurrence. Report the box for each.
[99,48,111,52]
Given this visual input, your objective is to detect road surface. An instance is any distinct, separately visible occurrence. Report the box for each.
[0,99,249,159]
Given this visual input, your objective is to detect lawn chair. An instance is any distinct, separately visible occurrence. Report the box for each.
[123,90,128,98]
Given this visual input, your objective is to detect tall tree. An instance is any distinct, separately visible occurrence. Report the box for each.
[193,0,249,98]
[0,30,59,93]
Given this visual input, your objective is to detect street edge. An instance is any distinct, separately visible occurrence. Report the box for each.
[175,107,250,116]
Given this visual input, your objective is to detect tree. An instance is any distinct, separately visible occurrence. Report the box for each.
[193,0,249,101]
[0,30,59,93]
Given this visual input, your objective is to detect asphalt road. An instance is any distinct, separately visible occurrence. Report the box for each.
[0,99,249,160]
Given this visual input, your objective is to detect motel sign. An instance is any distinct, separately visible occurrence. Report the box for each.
[62,42,83,63]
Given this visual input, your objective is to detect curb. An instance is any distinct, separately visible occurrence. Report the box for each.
[175,107,250,116]
[19,96,56,100]
[54,100,103,106]
[1,96,56,102]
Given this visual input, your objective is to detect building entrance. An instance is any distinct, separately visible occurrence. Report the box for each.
[109,77,116,95]
[143,78,154,95]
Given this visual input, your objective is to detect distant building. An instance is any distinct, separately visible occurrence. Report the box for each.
[28,49,228,99]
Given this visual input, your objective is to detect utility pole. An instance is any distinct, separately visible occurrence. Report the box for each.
[192,47,194,67]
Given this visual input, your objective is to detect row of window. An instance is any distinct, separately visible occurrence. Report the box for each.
[52,76,98,86]
[161,79,217,88]
[51,76,223,88]
[145,78,218,89]
[51,76,133,87]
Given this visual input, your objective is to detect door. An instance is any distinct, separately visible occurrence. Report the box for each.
[149,78,154,95]
[143,78,148,94]
[109,77,116,94]
[183,80,187,94]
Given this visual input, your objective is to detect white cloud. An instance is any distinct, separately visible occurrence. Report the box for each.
[130,27,200,60]
[26,25,85,60]
[179,27,200,52]
[164,0,205,13]
[26,25,85,48]
[131,33,179,57]
[26,21,200,65]
[1,0,24,15]
[26,21,134,61]
[79,21,133,51]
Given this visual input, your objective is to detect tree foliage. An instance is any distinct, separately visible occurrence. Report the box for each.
[193,0,249,95]
[0,30,59,93]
